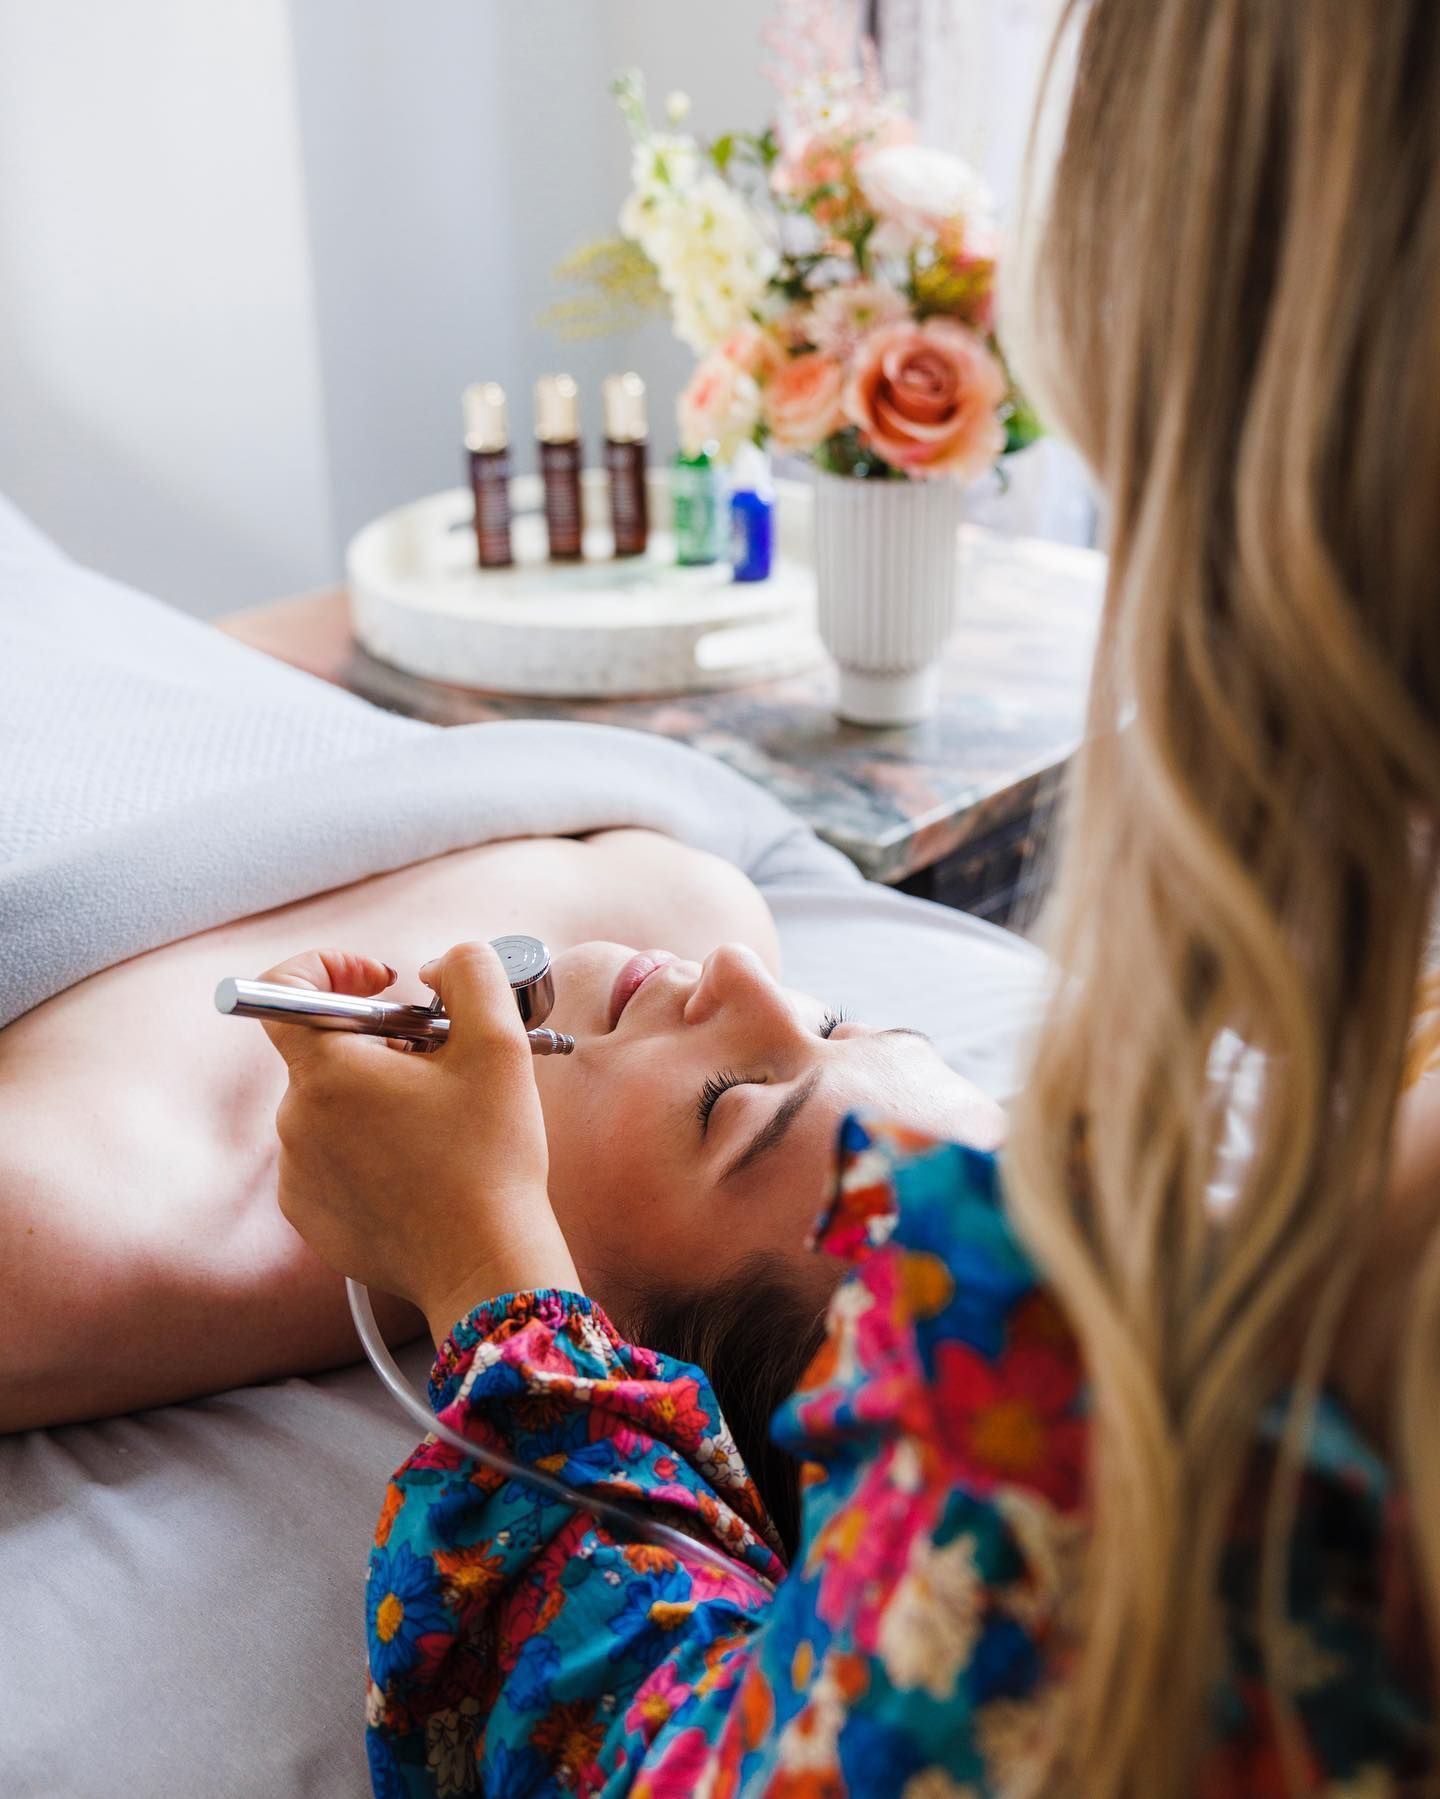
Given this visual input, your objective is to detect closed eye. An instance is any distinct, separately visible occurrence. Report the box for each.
[695,1005,850,1135]
[696,1068,747,1133]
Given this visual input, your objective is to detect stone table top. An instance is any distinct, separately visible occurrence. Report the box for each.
[218,524,1106,885]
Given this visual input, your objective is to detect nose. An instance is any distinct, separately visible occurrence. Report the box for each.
[682,943,801,1044]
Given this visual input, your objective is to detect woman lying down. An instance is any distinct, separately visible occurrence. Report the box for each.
[8,806,1437,1796]
[0,821,1014,1769]
[0,824,999,1445]
[1,823,1006,1421]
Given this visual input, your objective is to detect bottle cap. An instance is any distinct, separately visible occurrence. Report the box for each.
[535,373,580,444]
[462,382,509,452]
[602,372,647,443]
[730,440,773,496]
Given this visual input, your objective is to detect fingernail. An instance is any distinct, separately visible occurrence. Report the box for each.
[419,958,437,980]
[382,963,398,984]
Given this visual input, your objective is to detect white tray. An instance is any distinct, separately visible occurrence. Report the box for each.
[346,469,822,698]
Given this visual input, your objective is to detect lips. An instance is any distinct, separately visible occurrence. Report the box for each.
[608,950,676,1030]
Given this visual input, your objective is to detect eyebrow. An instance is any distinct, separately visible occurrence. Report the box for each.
[879,1026,934,1044]
[718,1066,824,1185]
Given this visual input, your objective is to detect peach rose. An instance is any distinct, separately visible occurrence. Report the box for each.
[677,350,761,459]
[763,352,847,453]
[716,322,786,381]
[842,318,1006,479]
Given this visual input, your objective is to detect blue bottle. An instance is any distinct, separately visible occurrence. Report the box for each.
[729,445,774,583]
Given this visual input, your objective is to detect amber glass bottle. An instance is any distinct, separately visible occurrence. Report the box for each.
[463,382,513,568]
[535,374,583,561]
[602,372,649,557]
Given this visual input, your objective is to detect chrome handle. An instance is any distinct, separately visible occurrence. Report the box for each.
[214,978,574,1054]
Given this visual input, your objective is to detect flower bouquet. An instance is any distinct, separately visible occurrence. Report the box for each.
[611,66,1035,480]
[553,19,1037,723]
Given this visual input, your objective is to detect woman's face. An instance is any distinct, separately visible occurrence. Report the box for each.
[532,941,1006,1315]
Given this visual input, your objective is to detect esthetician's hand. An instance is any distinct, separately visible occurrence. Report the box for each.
[257,943,580,1347]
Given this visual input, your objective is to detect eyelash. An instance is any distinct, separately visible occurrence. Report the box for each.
[695,1068,746,1133]
[695,1006,850,1134]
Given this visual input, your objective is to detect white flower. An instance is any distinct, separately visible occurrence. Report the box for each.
[572,1313,614,1366]
[621,157,776,353]
[696,1432,748,1492]
[858,144,995,246]
[992,1489,1087,1635]
[877,1529,984,1701]
[455,1340,502,1401]
[628,132,701,200]
[822,1276,874,1386]
[889,1437,925,1495]
[774,1655,848,1774]
[837,1143,896,1206]
[664,90,691,123]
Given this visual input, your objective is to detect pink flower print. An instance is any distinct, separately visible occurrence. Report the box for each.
[635,1724,717,1797]
[624,1659,695,1743]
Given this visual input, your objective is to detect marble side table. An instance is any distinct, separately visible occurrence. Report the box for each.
[218,525,1105,927]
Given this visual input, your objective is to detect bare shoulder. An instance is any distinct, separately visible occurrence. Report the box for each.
[578,828,781,974]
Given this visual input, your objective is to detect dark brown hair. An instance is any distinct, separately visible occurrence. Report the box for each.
[627,1252,832,1559]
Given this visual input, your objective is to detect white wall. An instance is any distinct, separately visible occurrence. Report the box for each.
[0,0,336,617]
[0,0,773,618]
[879,0,1064,213]
[287,0,774,561]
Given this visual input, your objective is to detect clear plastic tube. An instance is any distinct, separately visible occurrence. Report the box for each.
[346,1278,773,1597]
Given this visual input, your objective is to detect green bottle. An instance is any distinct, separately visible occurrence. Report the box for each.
[671,448,724,566]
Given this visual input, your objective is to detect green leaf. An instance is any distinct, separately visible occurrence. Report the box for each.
[710,132,735,174]
[1002,390,1045,455]
[812,426,906,480]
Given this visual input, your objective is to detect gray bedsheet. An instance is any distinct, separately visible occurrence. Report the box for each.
[0,496,1046,1796]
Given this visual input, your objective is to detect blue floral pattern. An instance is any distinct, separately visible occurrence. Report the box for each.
[365,1116,1429,1794]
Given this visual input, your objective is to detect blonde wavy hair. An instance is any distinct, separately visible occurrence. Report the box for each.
[1004,0,1440,1789]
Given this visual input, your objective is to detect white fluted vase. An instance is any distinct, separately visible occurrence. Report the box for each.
[811,468,964,726]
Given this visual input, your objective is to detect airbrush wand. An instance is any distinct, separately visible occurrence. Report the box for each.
[214,933,574,1054]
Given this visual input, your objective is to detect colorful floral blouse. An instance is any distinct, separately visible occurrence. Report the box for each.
[364,1116,1429,1796]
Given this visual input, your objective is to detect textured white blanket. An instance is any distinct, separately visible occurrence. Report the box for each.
[0,495,853,1027]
